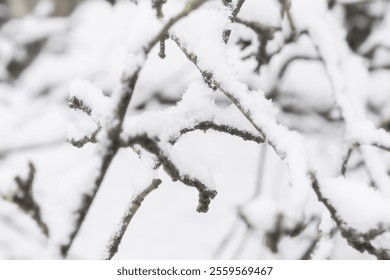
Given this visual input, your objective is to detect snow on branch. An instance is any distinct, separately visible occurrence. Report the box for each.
[61,0,210,258]
[292,1,390,147]
[68,80,109,147]
[291,1,390,197]
[61,0,390,260]
[171,7,312,232]
[68,78,265,214]
[171,2,390,259]
[315,176,390,259]
[69,79,109,123]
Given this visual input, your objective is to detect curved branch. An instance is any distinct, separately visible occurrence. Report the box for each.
[171,121,264,144]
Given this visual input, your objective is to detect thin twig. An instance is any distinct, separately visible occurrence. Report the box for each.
[104,178,162,260]
[341,144,356,176]
[213,217,241,259]
[171,121,264,144]
[11,162,49,237]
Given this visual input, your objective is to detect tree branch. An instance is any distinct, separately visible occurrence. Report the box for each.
[2,162,49,237]
[122,134,217,213]
[62,0,209,257]
[172,28,390,259]
[171,121,264,144]
[104,178,162,260]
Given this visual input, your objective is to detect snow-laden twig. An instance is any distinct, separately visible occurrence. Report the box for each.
[311,175,390,259]
[296,0,390,153]
[171,4,390,259]
[69,78,265,213]
[172,25,311,234]
[62,0,209,257]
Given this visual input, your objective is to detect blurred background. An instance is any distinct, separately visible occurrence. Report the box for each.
[0,0,389,260]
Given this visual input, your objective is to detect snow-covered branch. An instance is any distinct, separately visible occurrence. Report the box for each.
[61,0,209,257]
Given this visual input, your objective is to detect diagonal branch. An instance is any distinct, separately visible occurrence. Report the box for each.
[104,178,162,260]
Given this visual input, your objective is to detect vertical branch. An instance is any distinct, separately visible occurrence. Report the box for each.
[158,35,169,59]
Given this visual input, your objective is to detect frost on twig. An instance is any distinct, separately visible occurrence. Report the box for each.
[0,162,49,237]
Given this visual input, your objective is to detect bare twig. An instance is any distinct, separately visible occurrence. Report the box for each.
[152,0,167,19]
[278,55,320,78]
[341,144,356,176]
[222,0,247,43]
[235,17,281,72]
[4,162,49,237]
[213,217,241,259]
[301,236,320,260]
[231,227,251,259]
[104,178,162,260]
[232,0,246,19]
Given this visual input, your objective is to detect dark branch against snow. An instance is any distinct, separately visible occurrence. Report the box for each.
[62,0,210,257]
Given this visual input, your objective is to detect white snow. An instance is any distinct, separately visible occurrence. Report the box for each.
[1,0,390,260]
[69,79,109,122]
[322,177,390,233]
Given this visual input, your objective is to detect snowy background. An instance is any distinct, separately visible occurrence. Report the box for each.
[1,0,390,260]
